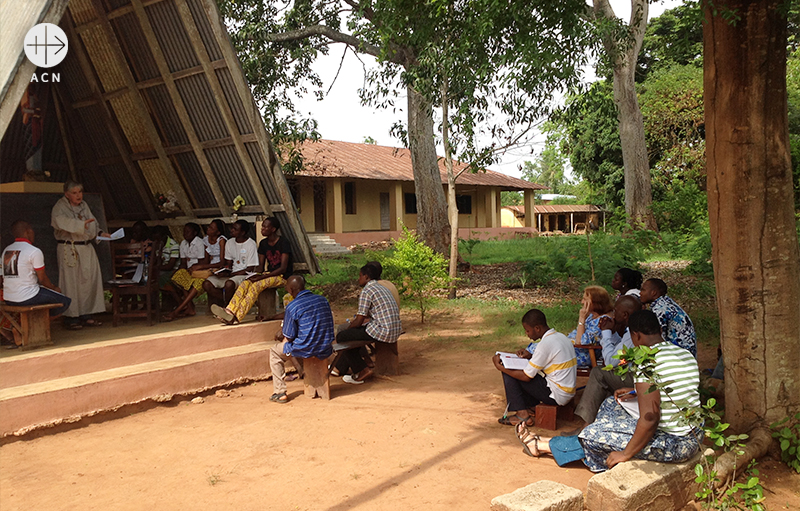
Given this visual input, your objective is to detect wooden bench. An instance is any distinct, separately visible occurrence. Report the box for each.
[0,302,62,350]
[328,338,400,377]
[534,402,575,431]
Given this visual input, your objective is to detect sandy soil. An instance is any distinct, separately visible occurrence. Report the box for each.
[1,302,798,510]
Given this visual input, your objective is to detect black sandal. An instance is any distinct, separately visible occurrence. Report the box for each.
[498,414,534,427]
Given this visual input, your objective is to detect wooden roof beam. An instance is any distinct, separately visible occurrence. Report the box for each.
[174,0,273,215]
[89,0,195,217]
[130,0,231,217]
[70,59,228,110]
[63,14,159,220]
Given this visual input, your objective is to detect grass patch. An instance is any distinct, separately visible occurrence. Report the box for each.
[307,253,367,287]
[419,298,581,352]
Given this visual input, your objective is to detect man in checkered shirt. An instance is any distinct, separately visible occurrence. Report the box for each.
[334,264,402,384]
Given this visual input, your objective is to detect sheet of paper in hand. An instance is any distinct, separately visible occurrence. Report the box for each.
[495,351,530,371]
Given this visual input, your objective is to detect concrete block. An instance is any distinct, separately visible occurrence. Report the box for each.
[491,480,584,511]
[585,453,702,511]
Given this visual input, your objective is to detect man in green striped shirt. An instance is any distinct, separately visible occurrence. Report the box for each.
[578,310,702,472]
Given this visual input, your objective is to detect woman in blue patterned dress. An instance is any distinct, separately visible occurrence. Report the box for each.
[567,286,613,368]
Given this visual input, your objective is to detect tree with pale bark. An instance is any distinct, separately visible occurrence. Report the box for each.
[591,0,658,230]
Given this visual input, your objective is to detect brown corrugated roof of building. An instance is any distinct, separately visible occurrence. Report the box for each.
[503,205,604,215]
[293,140,547,191]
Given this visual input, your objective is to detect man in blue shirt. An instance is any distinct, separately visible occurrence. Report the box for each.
[640,278,697,357]
[269,275,334,404]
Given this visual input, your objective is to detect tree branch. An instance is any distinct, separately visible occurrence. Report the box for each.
[265,24,383,58]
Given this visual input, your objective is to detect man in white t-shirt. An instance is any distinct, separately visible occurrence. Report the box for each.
[1,221,71,344]
[202,219,258,306]
[492,309,577,426]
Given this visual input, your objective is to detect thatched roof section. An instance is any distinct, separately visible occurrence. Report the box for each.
[0,0,318,273]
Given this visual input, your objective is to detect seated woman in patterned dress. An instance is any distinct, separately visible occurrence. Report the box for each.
[164,223,208,321]
[567,286,614,368]
[515,310,702,473]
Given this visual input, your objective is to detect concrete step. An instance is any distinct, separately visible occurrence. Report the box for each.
[306,234,351,254]
[0,321,280,388]
[0,342,272,437]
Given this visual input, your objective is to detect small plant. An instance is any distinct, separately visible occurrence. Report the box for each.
[379,225,451,323]
[518,270,530,289]
[770,412,800,473]
[458,237,481,258]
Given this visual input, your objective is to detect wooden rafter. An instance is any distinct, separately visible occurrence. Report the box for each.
[130,0,231,216]
[173,0,273,215]
[63,15,158,220]
[88,0,195,217]
[199,0,318,271]
[69,60,227,109]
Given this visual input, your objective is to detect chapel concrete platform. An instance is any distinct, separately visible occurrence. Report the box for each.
[0,311,279,438]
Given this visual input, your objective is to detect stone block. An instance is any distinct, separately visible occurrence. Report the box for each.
[491,480,584,511]
[585,453,702,511]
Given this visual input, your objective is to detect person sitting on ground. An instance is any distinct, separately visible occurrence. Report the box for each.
[165,223,207,321]
[334,264,402,384]
[492,309,577,427]
[1,221,71,346]
[268,275,334,404]
[515,310,702,472]
[611,267,643,300]
[567,286,614,368]
[639,278,697,357]
[563,295,642,436]
[203,219,258,310]
[211,217,291,325]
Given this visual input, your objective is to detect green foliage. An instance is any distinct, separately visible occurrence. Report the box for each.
[788,46,800,209]
[500,191,522,206]
[306,254,364,288]
[457,237,481,258]
[378,226,450,323]
[608,346,765,511]
[521,125,574,195]
[637,0,703,81]
[770,412,800,473]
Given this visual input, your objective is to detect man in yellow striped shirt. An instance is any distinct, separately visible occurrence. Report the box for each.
[493,309,577,426]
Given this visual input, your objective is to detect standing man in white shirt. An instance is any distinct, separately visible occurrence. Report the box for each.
[492,309,577,427]
[2,221,71,345]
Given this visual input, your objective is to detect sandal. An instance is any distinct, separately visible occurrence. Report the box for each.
[498,414,534,427]
[516,422,541,457]
[269,391,288,404]
[83,319,103,327]
[210,305,237,325]
[65,323,83,330]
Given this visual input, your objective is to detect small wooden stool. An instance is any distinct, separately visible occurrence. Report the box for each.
[303,357,330,400]
[535,403,575,430]
[257,289,278,319]
[0,303,61,350]
[374,341,399,376]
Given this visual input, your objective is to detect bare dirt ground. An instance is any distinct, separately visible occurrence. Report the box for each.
[1,265,798,511]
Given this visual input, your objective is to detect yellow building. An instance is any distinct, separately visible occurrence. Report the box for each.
[285,140,546,244]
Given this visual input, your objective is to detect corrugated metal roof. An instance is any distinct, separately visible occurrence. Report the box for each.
[506,205,603,215]
[145,0,199,73]
[295,140,548,191]
[0,0,318,273]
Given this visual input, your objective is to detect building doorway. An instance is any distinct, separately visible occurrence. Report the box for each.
[313,181,327,232]
[380,193,390,230]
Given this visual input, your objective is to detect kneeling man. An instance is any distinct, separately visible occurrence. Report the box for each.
[269,275,334,403]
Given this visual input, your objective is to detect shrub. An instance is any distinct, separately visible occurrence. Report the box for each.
[377,226,450,323]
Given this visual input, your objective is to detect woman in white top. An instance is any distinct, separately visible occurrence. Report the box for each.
[611,268,643,301]
[201,219,227,268]
[166,223,208,321]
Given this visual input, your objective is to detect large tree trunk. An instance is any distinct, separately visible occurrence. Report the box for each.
[704,0,800,432]
[595,0,657,230]
[407,86,451,254]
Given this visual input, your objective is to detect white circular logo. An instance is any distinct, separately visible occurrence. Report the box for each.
[24,23,68,68]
